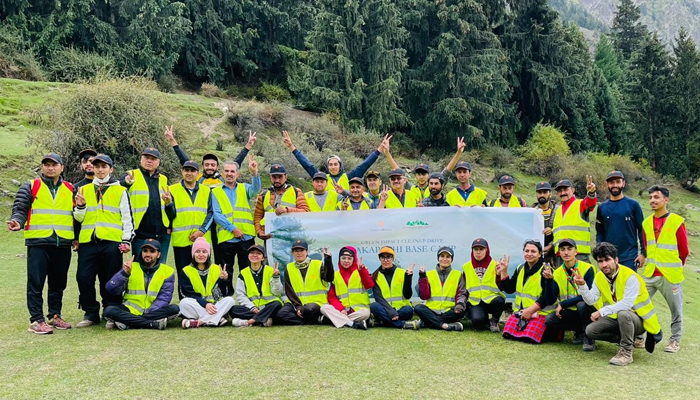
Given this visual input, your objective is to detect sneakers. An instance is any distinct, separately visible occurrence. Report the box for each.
[489,319,500,333]
[664,340,680,353]
[609,348,634,366]
[263,318,274,327]
[582,336,596,352]
[231,318,249,327]
[317,315,325,325]
[218,317,228,327]
[182,319,201,329]
[403,320,421,330]
[48,315,72,330]
[114,321,128,330]
[76,319,97,328]
[352,320,368,330]
[27,321,53,335]
[633,337,645,349]
[105,319,116,330]
[446,322,464,332]
[151,318,168,330]
[572,332,584,345]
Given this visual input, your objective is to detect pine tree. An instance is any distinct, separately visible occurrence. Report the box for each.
[611,0,647,61]
[595,34,623,84]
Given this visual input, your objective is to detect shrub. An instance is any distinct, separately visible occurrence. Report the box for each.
[259,82,292,102]
[156,74,178,93]
[46,48,114,82]
[33,77,179,182]
[0,26,44,81]
[521,123,571,178]
[200,83,223,98]
[483,144,518,169]
[225,84,260,99]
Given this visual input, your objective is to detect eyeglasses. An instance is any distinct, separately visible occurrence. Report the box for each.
[379,255,394,260]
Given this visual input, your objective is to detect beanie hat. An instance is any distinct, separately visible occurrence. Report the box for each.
[191,237,211,257]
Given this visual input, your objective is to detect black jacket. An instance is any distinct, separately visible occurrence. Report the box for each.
[120,167,176,240]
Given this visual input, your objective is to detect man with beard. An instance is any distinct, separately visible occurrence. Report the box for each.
[532,181,558,266]
[363,170,383,209]
[552,177,597,263]
[305,172,342,212]
[420,173,449,207]
[595,171,646,271]
[72,149,98,252]
[377,169,419,209]
[489,175,527,207]
[337,177,372,210]
[253,164,309,241]
[445,161,488,207]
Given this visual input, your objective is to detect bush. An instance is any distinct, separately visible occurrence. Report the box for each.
[521,123,571,178]
[259,82,292,102]
[46,48,114,82]
[227,100,286,132]
[156,74,178,93]
[482,144,518,169]
[225,84,260,99]
[200,83,223,98]
[33,77,179,182]
[0,26,44,81]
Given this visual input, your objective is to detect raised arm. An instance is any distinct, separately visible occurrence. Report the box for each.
[283,130,319,178]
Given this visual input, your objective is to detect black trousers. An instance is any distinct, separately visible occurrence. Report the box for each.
[414,304,465,329]
[103,304,180,329]
[172,246,193,300]
[77,241,123,321]
[276,303,323,325]
[229,302,283,325]
[545,301,596,335]
[218,238,254,296]
[27,245,72,323]
[210,226,222,265]
[467,297,506,329]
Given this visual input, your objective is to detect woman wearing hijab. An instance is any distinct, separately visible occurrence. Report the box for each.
[179,237,234,328]
[463,238,506,332]
[320,246,374,330]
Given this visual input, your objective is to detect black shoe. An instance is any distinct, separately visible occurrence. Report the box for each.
[572,332,584,345]
[352,320,368,330]
[646,329,663,353]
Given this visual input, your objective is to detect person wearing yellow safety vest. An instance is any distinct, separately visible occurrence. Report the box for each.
[104,239,180,330]
[276,240,335,325]
[282,130,391,191]
[253,164,309,241]
[72,149,97,252]
[445,161,488,207]
[414,247,467,331]
[488,175,527,207]
[498,240,555,343]
[120,147,176,264]
[419,173,450,207]
[463,239,506,333]
[321,247,374,330]
[369,247,419,330]
[8,153,75,334]
[377,169,420,209]
[73,154,135,328]
[542,238,597,351]
[179,238,234,329]
[169,160,214,298]
[578,242,663,366]
[552,177,598,263]
[336,177,372,210]
[531,181,558,266]
[229,244,284,327]
[363,170,384,209]
[638,185,688,354]
[212,157,261,297]
[305,172,342,212]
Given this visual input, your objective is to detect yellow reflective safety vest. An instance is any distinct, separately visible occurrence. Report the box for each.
[514,263,554,315]
[128,169,169,230]
[425,269,461,313]
[552,261,595,310]
[240,265,283,308]
[79,184,125,243]
[123,262,175,315]
[552,199,592,254]
[304,190,339,212]
[333,269,370,310]
[374,268,411,309]
[490,196,522,207]
[463,260,504,306]
[384,190,418,208]
[169,183,211,247]
[326,173,349,191]
[212,183,255,243]
[409,185,430,200]
[642,213,685,284]
[336,197,371,210]
[286,260,328,306]
[182,264,221,303]
[260,186,297,227]
[25,178,74,240]
[445,186,488,207]
[593,266,661,334]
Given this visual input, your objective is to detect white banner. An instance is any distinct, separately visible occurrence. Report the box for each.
[265,207,544,297]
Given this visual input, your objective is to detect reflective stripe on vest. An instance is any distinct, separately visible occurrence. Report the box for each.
[304,191,339,212]
[410,185,430,200]
[642,213,685,284]
[286,260,328,306]
[374,268,411,309]
[552,199,592,254]
[463,260,504,306]
[24,180,74,240]
[79,184,125,243]
[170,183,212,247]
[425,269,461,313]
[212,183,255,243]
[123,263,175,315]
[333,269,370,310]
[514,263,554,315]
[445,187,488,207]
[336,198,371,211]
[182,264,221,302]
[261,187,297,226]
[241,265,283,308]
[128,169,168,230]
[325,174,349,191]
[553,261,595,310]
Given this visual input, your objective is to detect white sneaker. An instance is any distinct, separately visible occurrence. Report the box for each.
[231,318,249,327]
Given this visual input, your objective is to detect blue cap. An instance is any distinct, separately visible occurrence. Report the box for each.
[454,161,471,171]
[182,160,199,171]
[141,238,161,251]
[499,175,515,185]
[92,153,113,167]
[291,240,308,250]
[437,246,454,259]
[414,163,430,173]
[41,152,64,165]
[554,179,573,190]
[606,170,625,181]
[536,181,552,191]
[312,172,327,181]
[142,147,161,159]
[270,164,287,175]
[389,168,406,177]
[348,177,364,186]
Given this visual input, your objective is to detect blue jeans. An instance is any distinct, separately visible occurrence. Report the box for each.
[132,234,171,266]
[619,259,637,271]
[370,303,414,328]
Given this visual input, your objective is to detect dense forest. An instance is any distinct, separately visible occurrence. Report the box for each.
[2,0,700,184]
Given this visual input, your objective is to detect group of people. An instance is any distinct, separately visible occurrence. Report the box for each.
[7,129,688,366]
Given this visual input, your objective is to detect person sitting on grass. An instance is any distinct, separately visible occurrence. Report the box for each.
[414,247,467,331]
[369,247,420,330]
[104,239,179,330]
[179,237,234,329]
[463,238,506,333]
[229,244,284,327]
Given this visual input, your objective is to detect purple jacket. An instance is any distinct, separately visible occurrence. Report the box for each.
[106,263,175,314]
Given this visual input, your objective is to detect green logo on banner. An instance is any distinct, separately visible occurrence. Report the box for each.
[406,220,429,226]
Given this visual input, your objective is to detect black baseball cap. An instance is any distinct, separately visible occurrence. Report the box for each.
[92,154,113,167]
[312,172,328,181]
[389,168,406,177]
[78,148,97,160]
[559,238,577,248]
[498,175,515,185]
[142,147,161,159]
[437,246,454,259]
[414,163,430,173]
[182,160,200,171]
[248,244,266,255]
[41,153,63,165]
[606,170,625,181]
[141,239,161,251]
[365,170,381,179]
[269,164,287,175]
[202,153,219,163]
[428,172,445,184]
[291,240,308,250]
[554,179,573,190]
[536,181,552,191]
[454,161,471,171]
[349,177,364,186]
[472,238,488,248]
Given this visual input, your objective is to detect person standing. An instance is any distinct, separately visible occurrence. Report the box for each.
[336,177,372,210]
[363,170,383,209]
[72,149,97,252]
[419,173,450,207]
[462,239,505,333]
[73,154,134,327]
[445,161,488,207]
[377,169,419,209]
[414,247,467,331]
[595,171,646,271]
[7,153,74,334]
[489,175,527,207]
[552,177,597,263]
[253,164,309,241]
[369,247,419,329]
[305,172,341,212]
[532,181,558,266]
